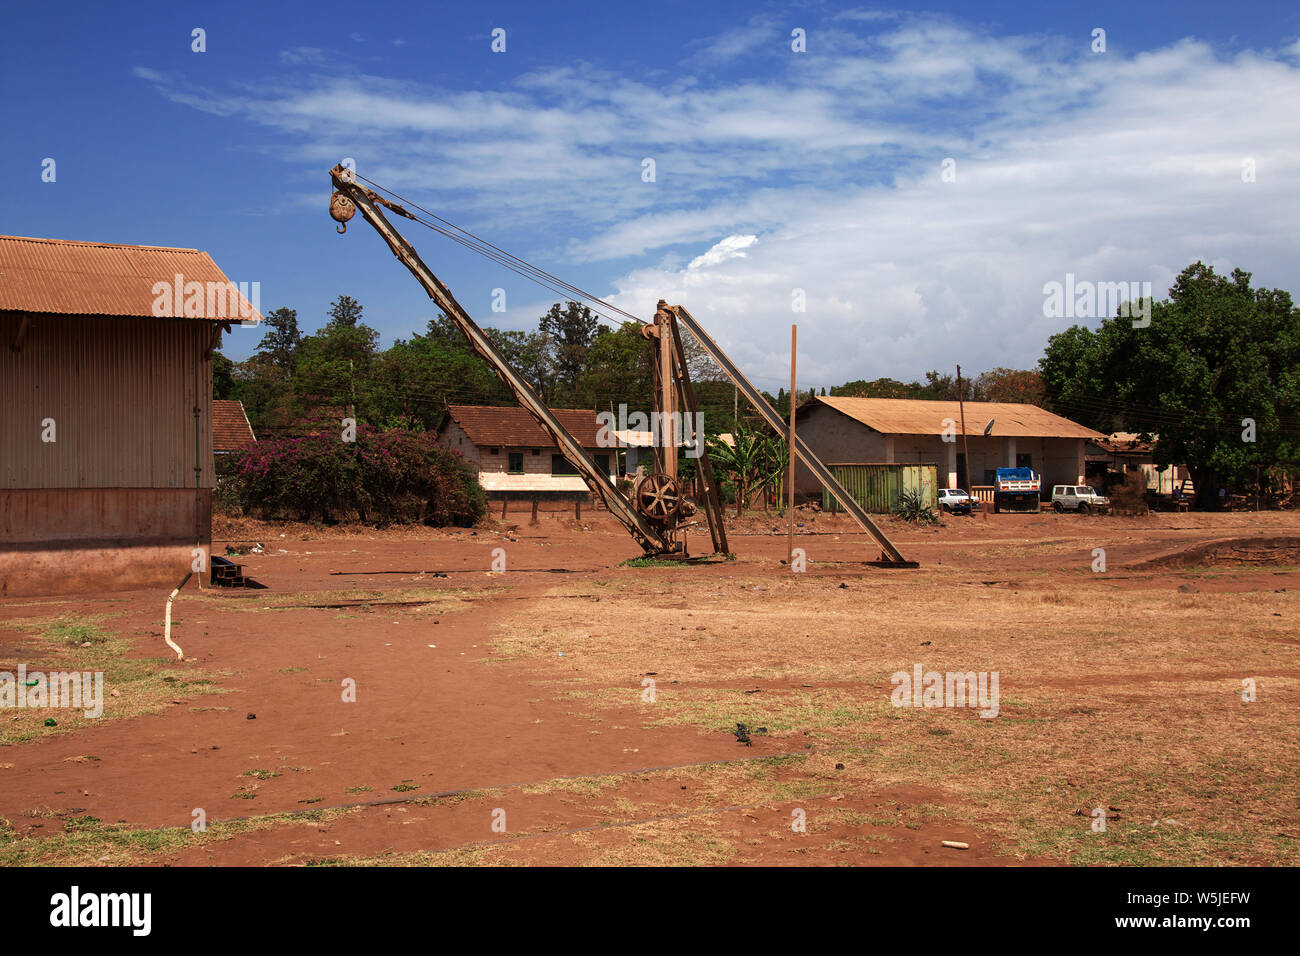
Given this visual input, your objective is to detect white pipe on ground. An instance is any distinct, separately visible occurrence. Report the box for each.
[164,572,194,660]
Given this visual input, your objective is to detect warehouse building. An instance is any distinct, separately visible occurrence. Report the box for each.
[794,396,1105,498]
[0,235,260,596]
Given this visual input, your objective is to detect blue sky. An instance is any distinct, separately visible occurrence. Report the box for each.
[4,0,1298,392]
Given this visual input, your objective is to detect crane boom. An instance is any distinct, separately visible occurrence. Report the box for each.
[328,164,671,553]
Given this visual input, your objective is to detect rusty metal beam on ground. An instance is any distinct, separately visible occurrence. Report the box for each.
[670,303,912,566]
[330,165,670,554]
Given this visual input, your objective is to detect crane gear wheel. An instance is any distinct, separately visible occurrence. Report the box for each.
[633,473,683,521]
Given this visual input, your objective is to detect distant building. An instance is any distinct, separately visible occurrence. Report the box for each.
[436,404,614,509]
[794,396,1105,496]
[0,234,261,596]
[213,400,256,453]
[1086,432,1184,493]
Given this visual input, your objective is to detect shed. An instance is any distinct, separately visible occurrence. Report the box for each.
[794,396,1105,498]
[0,235,261,596]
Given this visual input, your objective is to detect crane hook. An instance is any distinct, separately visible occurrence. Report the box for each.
[329,190,356,234]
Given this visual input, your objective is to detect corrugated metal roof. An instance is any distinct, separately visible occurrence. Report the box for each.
[443,404,603,448]
[213,400,256,452]
[808,396,1105,440]
[0,234,263,323]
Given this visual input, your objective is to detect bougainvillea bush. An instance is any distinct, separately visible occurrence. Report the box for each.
[229,424,486,526]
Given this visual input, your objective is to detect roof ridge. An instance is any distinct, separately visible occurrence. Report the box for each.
[0,234,204,254]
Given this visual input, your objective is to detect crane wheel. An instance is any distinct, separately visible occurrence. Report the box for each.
[633,473,683,521]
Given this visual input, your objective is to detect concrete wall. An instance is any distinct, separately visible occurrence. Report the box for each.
[795,404,1087,496]
[0,488,211,597]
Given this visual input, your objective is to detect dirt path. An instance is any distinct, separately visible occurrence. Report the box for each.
[3,509,1297,865]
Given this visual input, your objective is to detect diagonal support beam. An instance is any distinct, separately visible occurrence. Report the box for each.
[670,303,912,566]
[329,165,671,554]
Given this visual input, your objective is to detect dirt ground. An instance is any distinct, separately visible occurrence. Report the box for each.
[1,507,1297,866]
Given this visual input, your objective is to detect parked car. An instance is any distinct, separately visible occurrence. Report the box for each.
[938,488,974,514]
[1051,485,1110,514]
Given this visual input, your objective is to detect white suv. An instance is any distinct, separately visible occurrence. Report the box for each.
[1051,485,1110,514]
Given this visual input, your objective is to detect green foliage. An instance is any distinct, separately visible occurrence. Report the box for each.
[326,295,365,329]
[227,423,485,526]
[576,322,651,411]
[707,423,790,514]
[256,307,302,376]
[212,350,238,400]
[539,300,599,401]
[1040,262,1300,503]
[893,489,939,524]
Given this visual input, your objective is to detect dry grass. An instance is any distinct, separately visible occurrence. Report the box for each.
[0,614,228,746]
[486,569,1300,865]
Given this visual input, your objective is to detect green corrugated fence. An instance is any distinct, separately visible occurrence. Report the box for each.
[821,463,939,514]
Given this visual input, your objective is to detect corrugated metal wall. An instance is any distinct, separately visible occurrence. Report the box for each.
[0,312,214,489]
[822,463,938,513]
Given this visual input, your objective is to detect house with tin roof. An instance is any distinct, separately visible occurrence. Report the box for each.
[0,234,261,596]
[794,396,1106,497]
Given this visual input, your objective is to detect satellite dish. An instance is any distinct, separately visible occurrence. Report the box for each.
[983,419,995,436]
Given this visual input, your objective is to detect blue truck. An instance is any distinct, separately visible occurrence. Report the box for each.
[993,466,1041,514]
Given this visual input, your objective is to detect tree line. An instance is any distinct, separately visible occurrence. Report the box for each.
[214,296,1047,436]
[214,261,1300,504]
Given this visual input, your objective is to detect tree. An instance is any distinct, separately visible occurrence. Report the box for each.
[295,298,381,416]
[921,370,974,401]
[366,313,511,428]
[327,295,365,329]
[708,423,771,517]
[539,301,600,400]
[575,322,652,411]
[255,307,302,376]
[972,368,1044,404]
[1039,262,1300,507]
[831,377,925,399]
[212,350,239,400]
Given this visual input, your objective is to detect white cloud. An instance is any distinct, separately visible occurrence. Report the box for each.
[135,16,1300,386]
[688,234,758,270]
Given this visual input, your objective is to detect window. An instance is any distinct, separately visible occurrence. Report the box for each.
[531,448,540,455]
[508,452,524,474]
[595,454,611,475]
[489,447,499,456]
[551,454,580,476]
[1016,453,1033,469]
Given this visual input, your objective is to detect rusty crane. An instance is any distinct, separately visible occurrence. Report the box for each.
[327,164,913,566]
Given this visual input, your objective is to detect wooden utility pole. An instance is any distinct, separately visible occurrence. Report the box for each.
[956,364,971,492]
[789,325,797,564]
